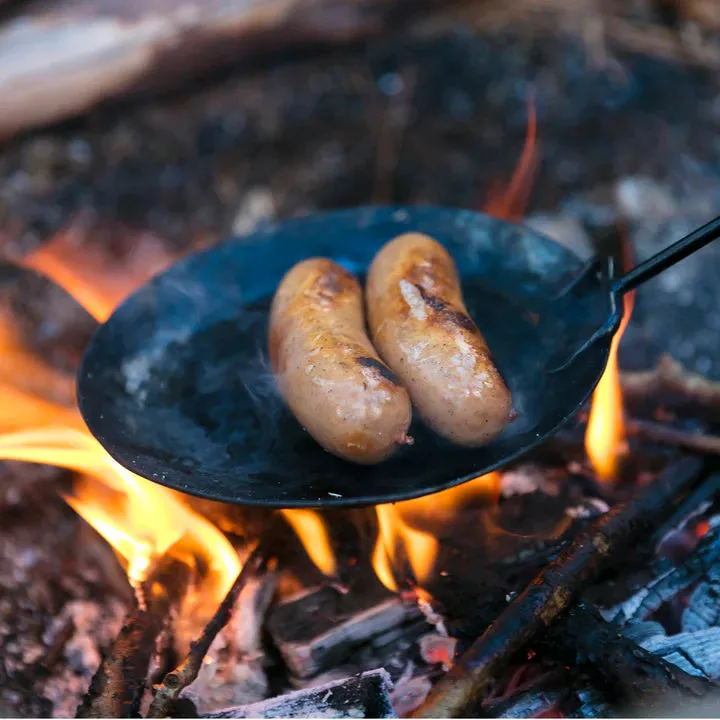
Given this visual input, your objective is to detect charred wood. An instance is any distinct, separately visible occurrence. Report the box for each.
[201,668,395,718]
[267,571,421,679]
[147,543,269,718]
[75,545,192,718]
[539,601,717,714]
[412,457,706,717]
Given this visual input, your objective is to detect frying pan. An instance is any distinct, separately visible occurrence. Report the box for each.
[77,207,720,507]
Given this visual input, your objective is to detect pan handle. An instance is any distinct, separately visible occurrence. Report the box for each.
[612,215,720,296]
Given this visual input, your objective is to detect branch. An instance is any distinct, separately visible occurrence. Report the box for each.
[76,544,192,718]
[621,355,720,421]
[628,418,720,455]
[411,457,706,718]
[147,543,269,718]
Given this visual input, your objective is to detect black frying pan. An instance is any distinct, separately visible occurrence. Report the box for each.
[77,207,720,508]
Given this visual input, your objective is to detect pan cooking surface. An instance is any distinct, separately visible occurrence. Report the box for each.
[78,207,614,507]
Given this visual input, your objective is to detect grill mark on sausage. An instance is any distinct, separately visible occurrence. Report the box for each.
[412,282,477,333]
[356,356,401,386]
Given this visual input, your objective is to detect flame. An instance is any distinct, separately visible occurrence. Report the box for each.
[585,237,636,482]
[1,230,241,604]
[280,509,337,577]
[19,218,175,322]
[483,94,540,222]
[372,503,439,593]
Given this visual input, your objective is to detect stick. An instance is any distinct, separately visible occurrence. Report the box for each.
[76,544,192,718]
[411,457,705,718]
[621,355,720,421]
[541,601,716,708]
[628,418,720,455]
[147,543,268,718]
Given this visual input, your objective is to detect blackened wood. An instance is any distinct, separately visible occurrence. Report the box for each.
[201,668,395,718]
[267,571,421,679]
[76,546,192,718]
[147,543,268,718]
[540,601,717,713]
[412,457,705,718]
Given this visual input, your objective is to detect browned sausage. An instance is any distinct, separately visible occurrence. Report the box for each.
[269,258,412,464]
[366,233,512,446]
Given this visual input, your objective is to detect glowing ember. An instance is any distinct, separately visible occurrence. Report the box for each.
[280,509,337,577]
[483,94,540,222]
[372,503,438,593]
[585,238,637,482]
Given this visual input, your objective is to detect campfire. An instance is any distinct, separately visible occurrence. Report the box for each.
[2,106,719,720]
[3,3,720,717]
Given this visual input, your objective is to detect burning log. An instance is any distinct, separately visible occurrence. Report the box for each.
[76,541,193,718]
[267,572,422,679]
[540,601,715,713]
[147,543,269,719]
[201,668,396,718]
[412,457,707,717]
[621,355,720,422]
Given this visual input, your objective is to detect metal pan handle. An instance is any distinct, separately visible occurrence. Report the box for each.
[612,215,720,296]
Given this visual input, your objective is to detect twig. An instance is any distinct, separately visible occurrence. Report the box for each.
[147,543,268,718]
[76,543,192,718]
[628,418,720,455]
[412,457,705,717]
[621,355,720,421]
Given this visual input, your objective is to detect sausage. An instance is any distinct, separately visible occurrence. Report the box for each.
[269,258,412,464]
[366,233,512,446]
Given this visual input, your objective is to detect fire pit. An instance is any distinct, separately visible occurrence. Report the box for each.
[2,2,720,718]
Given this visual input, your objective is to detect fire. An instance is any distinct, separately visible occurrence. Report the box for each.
[371,474,499,592]
[280,509,337,577]
[585,237,636,481]
[19,217,175,323]
[373,503,438,593]
[483,94,540,222]
[0,229,241,605]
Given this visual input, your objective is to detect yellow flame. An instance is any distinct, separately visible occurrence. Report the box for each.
[0,426,240,593]
[372,503,438,593]
[1,232,241,605]
[280,509,337,577]
[396,473,500,524]
[585,242,636,482]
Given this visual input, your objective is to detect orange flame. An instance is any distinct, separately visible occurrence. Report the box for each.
[585,238,636,482]
[19,218,175,322]
[372,503,438,593]
[1,228,241,605]
[371,474,499,592]
[483,94,540,222]
[280,509,337,577]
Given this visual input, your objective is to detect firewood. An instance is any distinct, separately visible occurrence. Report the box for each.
[540,601,715,713]
[627,418,720,456]
[0,0,426,140]
[147,543,269,719]
[201,668,396,718]
[411,457,707,717]
[75,541,193,718]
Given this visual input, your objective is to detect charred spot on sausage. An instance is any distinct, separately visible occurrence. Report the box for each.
[413,283,448,311]
[356,356,401,386]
